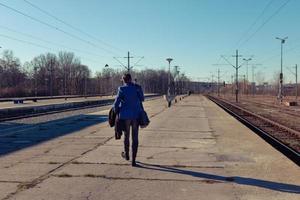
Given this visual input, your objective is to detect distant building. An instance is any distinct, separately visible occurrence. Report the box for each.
[187,82,218,94]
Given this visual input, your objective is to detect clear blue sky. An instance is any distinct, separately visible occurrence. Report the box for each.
[0,0,299,83]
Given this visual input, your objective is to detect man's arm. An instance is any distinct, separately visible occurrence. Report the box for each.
[136,85,144,102]
[113,87,123,113]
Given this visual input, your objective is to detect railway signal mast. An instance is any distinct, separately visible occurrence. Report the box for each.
[276,36,288,103]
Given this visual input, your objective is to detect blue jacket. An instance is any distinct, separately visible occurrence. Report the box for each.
[113,83,144,120]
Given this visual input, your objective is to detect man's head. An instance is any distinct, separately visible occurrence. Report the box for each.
[122,73,132,84]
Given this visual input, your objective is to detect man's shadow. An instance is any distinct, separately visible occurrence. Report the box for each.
[136,162,300,194]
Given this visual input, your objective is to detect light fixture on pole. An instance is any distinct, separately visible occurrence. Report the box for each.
[166,58,173,98]
[276,36,288,103]
[105,64,114,95]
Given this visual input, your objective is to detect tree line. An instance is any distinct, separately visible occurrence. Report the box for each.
[0,50,190,98]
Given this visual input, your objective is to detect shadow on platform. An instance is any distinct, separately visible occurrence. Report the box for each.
[0,114,108,157]
[137,162,300,194]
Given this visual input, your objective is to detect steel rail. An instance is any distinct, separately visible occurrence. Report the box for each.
[207,95,300,166]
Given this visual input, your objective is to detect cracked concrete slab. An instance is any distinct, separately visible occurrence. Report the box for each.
[9,177,235,200]
[0,97,168,199]
[53,163,226,182]
[0,163,60,182]
[2,96,300,200]
[44,144,96,156]
[23,155,75,164]
[75,144,222,167]
[0,182,19,200]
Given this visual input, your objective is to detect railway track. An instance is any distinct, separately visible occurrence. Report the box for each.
[0,95,162,122]
[241,98,300,118]
[207,95,300,166]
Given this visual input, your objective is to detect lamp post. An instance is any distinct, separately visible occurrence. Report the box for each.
[105,64,114,95]
[276,36,288,103]
[166,58,173,98]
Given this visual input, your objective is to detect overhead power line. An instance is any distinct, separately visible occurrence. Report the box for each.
[235,0,275,47]
[0,25,107,58]
[0,2,118,56]
[0,33,52,51]
[238,0,291,48]
[0,33,102,64]
[23,0,123,54]
[258,42,300,65]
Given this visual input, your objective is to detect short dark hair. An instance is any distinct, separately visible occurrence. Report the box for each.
[122,73,132,83]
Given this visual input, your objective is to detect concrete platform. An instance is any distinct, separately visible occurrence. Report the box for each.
[0,95,299,200]
[0,94,160,120]
[0,96,113,109]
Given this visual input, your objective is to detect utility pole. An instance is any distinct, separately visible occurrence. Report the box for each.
[234,50,242,102]
[276,37,288,103]
[217,69,220,97]
[243,75,246,95]
[250,64,262,96]
[296,64,298,101]
[243,58,252,95]
[84,71,87,98]
[231,75,234,96]
[222,50,242,102]
[212,62,230,96]
[252,65,256,96]
[287,64,298,101]
[113,51,143,73]
[123,51,133,73]
[210,74,214,94]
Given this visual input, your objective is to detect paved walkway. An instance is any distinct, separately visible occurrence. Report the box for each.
[0,96,299,200]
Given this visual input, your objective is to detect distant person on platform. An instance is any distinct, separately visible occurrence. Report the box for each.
[113,73,144,166]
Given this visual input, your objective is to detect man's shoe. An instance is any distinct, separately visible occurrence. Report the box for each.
[132,160,137,167]
[121,152,129,160]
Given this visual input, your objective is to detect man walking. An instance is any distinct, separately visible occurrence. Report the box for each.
[113,73,144,166]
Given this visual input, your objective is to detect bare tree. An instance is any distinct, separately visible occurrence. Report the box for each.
[0,49,191,98]
[0,50,26,97]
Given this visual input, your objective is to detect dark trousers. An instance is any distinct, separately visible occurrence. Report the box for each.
[124,119,139,161]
